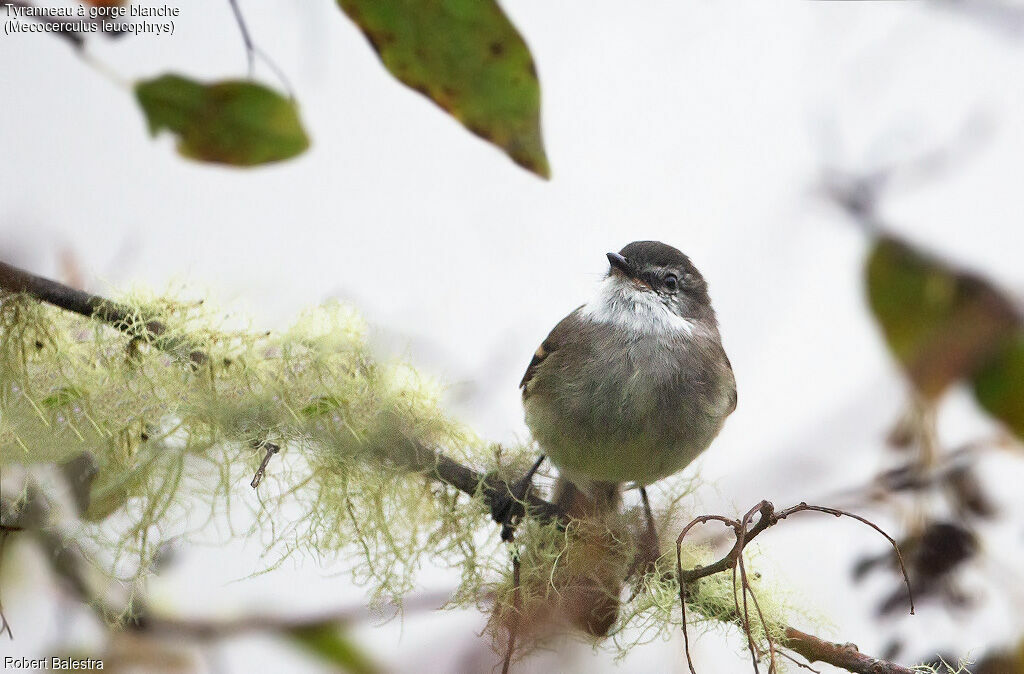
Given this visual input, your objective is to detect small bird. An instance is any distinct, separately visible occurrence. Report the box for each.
[496,242,736,619]
[520,241,736,497]
[494,241,736,635]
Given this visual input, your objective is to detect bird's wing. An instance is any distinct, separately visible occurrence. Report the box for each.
[520,305,584,397]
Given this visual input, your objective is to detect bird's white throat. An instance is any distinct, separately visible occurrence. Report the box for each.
[580,275,695,336]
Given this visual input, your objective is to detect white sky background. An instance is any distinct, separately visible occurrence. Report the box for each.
[2,1,1024,672]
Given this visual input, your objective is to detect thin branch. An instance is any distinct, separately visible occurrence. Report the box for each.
[224,0,295,98]
[676,500,915,674]
[226,0,255,75]
[783,627,915,674]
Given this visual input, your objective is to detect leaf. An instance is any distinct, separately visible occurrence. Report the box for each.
[972,331,1024,439]
[288,624,380,674]
[41,386,84,409]
[865,236,1019,399]
[301,395,345,419]
[337,0,549,178]
[135,74,310,166]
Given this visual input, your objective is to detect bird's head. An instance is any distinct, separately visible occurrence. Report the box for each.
[599,240,715,328]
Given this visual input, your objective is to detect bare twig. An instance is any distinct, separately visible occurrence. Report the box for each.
[224,0,295,97]
[676,501,915,674]
[226,0,256,75]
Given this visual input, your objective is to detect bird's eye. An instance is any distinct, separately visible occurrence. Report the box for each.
[663,274,679,292]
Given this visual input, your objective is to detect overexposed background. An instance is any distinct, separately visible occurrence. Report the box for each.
[2,1,1023,671]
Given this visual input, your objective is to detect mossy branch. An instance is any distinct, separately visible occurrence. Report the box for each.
[0,260,921,673]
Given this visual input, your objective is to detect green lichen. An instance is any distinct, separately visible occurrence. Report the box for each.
[0,288,803,661]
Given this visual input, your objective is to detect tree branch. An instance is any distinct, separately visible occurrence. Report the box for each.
[0,260,919,674]
[0,260,207,366]
[0,260,558,523]
[783,627,915,674]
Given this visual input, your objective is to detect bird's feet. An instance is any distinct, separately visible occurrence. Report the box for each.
[490,455,545,542]
[626,487,662,582]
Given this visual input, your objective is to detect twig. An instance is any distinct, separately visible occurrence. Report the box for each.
[250,440,280,489]
[224,0,295,98]
[675,501,915,674]
[226,0,255,75]
[501,554,521,674]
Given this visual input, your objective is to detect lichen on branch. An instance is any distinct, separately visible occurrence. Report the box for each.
[0,280,910,672]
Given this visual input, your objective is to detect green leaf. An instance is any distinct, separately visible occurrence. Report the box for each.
[288,624,380,674]
[301,395,345,419]
[972,331,1024,439]
[337,0,549,178]
[865,235,1019,398]
[41,386,84,409]
[135,74,310,166]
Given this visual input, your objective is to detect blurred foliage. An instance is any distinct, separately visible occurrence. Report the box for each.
[865,235,1022,437]
[337,0,549,178]
[974,639,1024,673]
[288,624,380,674]
[855,521,977,617]
[135,74,310,166]
[972,332,1024,438]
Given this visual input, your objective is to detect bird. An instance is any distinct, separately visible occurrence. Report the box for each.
[494,241,737,634]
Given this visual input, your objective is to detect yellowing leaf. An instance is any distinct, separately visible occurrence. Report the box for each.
[135,74,310,167]
[337,0,549,178]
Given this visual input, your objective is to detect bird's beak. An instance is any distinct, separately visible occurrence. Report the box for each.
[607,251,652,290]
[606,252,631,276]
